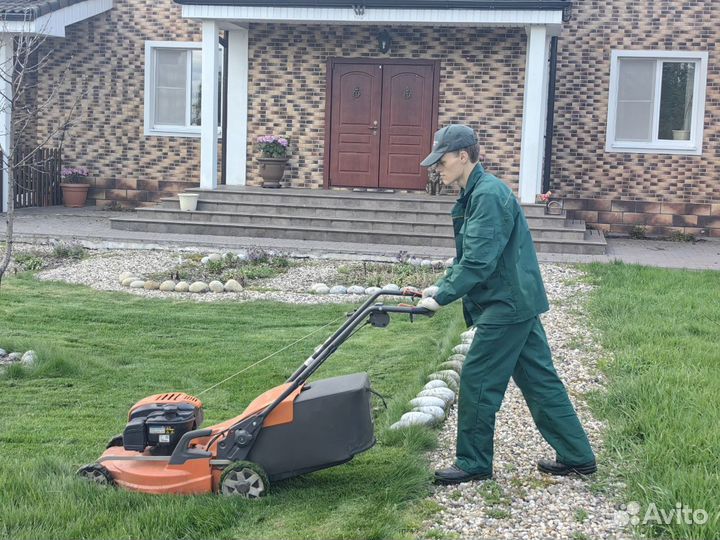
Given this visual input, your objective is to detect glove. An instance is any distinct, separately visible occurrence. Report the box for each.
[422,285,439,298]
[417,297,441,311]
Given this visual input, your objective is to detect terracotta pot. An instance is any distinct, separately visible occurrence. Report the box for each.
[258,157,288,188]
[61,183,89,208]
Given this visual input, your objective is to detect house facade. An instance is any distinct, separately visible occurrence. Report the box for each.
[1,0,718,238]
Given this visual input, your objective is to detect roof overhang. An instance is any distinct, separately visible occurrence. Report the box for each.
[0,0,112,36]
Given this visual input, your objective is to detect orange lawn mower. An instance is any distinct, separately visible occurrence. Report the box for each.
[77,289,432,498]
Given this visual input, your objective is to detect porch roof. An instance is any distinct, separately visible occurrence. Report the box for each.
[174,0,571,9]
[0,0,112,35]
[0,0,86,21]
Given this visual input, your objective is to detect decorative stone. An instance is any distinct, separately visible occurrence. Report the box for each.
[398,411,435,426]
[121,277,137,287]
[412,406,445,423]
[224,279,243,292]
[119,271,134,283]
[383,283,400,291]
[0,348,7,357]
[201,256,210,265]
[7,352,22,362]
[461,329,476,341]
[453,343,470,355]
[129,280,146,289]
[21,350,37,366]
[313,284,330,295]
[209,280,224,293]
[408,257,422,266]
[424,379,449,390]
[461,333,475,344]
[428,372,459,392]
[431,260,444,269]
[189,281,209,293]
[420,259,433,267]
[159,280,176,292]
[208,253,222,262]
[440,360,464,374]
[347,285,365,295]
[143,281,160,290]
[309,283,328,293]
[445,257,454,267]
[417,387,455,405]
[447,354,466,364]
[175,281,190,292]
[329,285,348,295]
[365,286,382,295]
[410,396,447,410]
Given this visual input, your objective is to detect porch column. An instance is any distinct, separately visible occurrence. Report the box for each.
[519,25,551,204]
[200,20,220,190]
[0,35,11,213]
[226,27,248,186]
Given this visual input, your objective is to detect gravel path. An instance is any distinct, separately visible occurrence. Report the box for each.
[422,265,629,540]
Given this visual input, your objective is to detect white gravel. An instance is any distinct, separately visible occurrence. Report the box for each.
[422,265,631,540]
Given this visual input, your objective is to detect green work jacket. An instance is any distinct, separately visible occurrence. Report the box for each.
[434,163,549,325]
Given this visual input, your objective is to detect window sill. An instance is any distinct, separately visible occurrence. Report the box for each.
[144,128,222,139]
[605,143,702,156]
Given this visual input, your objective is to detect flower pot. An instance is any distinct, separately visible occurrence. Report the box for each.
[178,193,199,211]
[61,183,89,208]
[672,129,690,141]
[258,157,288,188]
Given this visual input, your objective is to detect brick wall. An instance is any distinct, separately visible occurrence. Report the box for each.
[552,0,720,237]
[34,0,202,207]
[246,24,526,192]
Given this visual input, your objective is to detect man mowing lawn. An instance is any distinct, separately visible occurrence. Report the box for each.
[417,124,597,484]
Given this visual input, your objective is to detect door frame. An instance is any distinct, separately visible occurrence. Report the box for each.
[323,57,441,190]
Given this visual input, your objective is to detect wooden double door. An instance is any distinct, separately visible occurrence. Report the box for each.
[327,59,438,190]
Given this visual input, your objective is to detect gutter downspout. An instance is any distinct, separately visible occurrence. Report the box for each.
[220,31,229,185]
[542,36,558,194]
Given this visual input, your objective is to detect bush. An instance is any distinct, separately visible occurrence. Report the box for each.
[629,225,647,239]
[52,242,86,260]
[14,253,44,271]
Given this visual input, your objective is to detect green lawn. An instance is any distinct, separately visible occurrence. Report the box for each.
[584,262,720,540]
[0,274,464,540]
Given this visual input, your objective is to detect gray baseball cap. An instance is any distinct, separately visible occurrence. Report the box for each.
[421,125,478,167]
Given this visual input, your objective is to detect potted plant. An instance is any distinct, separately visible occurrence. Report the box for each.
[256,135,289,188]
[60,166,90,207]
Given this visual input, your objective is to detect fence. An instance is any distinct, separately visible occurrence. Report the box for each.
[0,147,63,209]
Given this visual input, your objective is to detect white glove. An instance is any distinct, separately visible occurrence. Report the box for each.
[422,285,439,298]
[417,297,441,311]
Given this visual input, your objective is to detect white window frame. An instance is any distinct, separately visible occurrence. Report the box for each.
[606,50,708,156]
[144,41,222,138]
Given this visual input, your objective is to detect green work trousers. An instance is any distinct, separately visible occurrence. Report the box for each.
[455,316,595,474]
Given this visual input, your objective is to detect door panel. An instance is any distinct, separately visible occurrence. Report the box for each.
[329,64,382,188]
[378,64,434,190]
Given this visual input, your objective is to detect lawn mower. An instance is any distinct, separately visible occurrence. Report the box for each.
[77,289,432,498]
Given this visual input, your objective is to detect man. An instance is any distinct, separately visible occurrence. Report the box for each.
[417,124,596,485]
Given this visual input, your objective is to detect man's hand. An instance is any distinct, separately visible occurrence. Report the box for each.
[422,285,439,298]
[417,297,441,311]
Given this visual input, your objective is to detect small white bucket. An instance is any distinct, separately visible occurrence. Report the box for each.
[178,193,199,211]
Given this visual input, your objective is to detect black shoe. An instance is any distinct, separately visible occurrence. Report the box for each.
[433,465,492,485]
[537,458,597,476]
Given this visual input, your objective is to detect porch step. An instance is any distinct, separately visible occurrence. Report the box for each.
[110,187,607,255]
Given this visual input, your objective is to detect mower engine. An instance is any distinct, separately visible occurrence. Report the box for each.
[122,393,204,454]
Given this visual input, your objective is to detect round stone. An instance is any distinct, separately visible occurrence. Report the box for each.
[208,253,222,262]
[412,406,445,422]
[417,387,455,405]
[420,259,432,267]
[143,281,160,290]
[121,277,137,287]
[408,257,422,266]
[365,286,382,295]
[129,280,146,289]
[309,283,328,293]
[453,343,470,355]
[159,280,176,292]
[0,348,7,357]
[314,284,330,295]
[347,285,365,295]
[119,271,134,283]
[424,379,449,390]
[460,329,476,341]
[428,372,459,392]
[444,257,454,267]
[224,279,243,292]
[410,396,447,410]
[209,280,225,293]
[175,281,190,292]
[440,360,464,374]
[200,256,210,265]
[21,350,37,366]
[189,281,209,293]
[431,260,444,269]
[398,411,435,427]
[329,285,348,295]
[7,352,22,362]
[383,283,400,291]
[447,354,466,364]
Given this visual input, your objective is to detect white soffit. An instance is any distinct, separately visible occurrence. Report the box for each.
[1,0,113,37]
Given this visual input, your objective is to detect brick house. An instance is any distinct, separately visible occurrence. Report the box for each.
[0,0,718,238]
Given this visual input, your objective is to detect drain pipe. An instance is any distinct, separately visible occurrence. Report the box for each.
[220,31,229,186]
[542,36,558,195]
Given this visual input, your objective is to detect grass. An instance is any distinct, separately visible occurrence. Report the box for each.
[583,262,720,539]
[0,273,465,540]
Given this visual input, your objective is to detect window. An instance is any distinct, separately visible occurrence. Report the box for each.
[606,50,708,155]
[144,41,223,137]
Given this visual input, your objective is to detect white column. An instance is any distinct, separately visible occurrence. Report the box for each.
[0,36,12,213]
[200,20,220,190]
[226,27,249,186]
[519,25,549,204]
